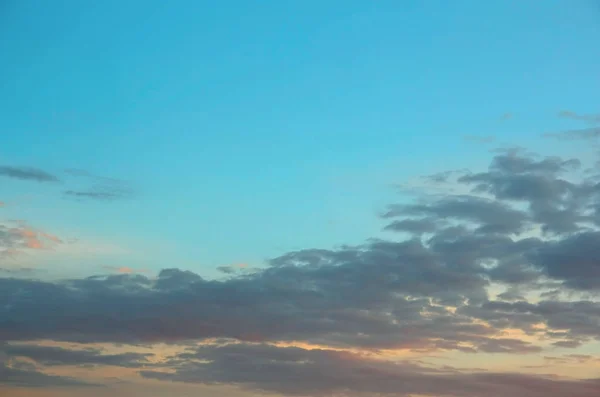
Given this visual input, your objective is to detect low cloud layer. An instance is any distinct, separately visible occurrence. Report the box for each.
[2,149,600,395]
[141,343,600,397]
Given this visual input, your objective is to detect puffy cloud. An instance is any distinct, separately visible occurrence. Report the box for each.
[2,151,600,351]
[3,147,600,392]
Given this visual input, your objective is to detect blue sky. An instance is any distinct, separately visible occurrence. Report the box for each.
[1,0,599,275]
[3,2,600,397]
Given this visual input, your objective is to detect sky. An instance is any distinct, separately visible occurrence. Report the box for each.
[1,0,600,396]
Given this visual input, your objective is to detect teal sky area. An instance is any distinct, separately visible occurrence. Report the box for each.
[1,0,599,277]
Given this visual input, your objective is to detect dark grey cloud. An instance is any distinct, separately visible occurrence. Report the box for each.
[0,358,99,388]
[460,299,600,346]
[0,266,517,352]
[3,148,600,352]
[2,146,600,391]
[141,342,599,397]
[457,152,587,234]
[1,343,153,368]
[0,166,59,183]
[216,265,237,274]
[527,231,600,290]
[421,169,470,184]
[384,195,529,235]
[383,218,440,234]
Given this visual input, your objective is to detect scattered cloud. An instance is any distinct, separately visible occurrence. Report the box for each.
[64,187,133,201]
[544,127,600,141]
[0,222,63,254]
[558,110,600,124]
[63,169,134,201]
[0,166,59,183]
[216,263,249,274]
[3,147,600,393]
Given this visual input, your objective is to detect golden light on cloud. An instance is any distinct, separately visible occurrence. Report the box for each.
[101,265,149,274]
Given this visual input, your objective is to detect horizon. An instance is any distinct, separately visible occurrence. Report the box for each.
[1,1,600,396]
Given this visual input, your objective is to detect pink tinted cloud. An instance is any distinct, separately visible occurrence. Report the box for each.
[2,222,64,252]
[102,265,148,274]
[13,226,62,250]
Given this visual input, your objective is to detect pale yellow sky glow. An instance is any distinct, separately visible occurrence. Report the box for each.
[3,2,600,396]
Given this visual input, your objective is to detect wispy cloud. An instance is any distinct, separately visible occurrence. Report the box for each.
[63,169,134,201]
[0,166,59,183]
[101,265,148,274]
[0,221,63,261]
[558,110,600,124]
[544,127,600,141]
[64,187,133,201]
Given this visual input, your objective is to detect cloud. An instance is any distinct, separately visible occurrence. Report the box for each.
[3,145,600,391]
[216,263,249,275]
[101,266,147,274]
[544,354,600,364]
[1,343,153,368]
[140,342,599,397]
[63,169,134,201]
[0,222,63,255]
[558,110,600,124]
[2,150,600,352]
[64,187,133,201]
[544,127,600,141]
[0,357,99,388]
[0,166,59,183]
[0,267,37,274]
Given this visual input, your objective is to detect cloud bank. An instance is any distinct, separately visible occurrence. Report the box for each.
[2,148,600,395]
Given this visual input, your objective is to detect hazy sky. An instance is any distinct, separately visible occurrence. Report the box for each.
[1,1,600,396]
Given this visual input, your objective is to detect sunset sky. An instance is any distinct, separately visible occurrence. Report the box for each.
[1,1,600,396]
